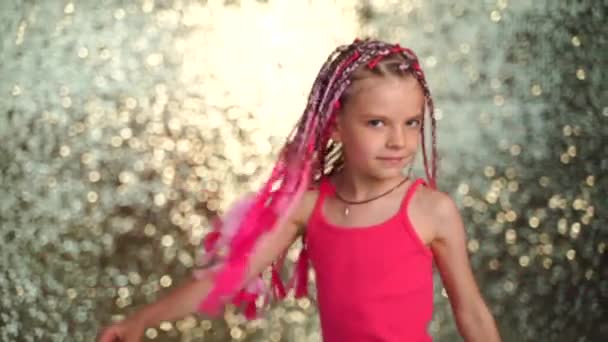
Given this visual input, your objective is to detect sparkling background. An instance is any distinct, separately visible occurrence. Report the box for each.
[0,0,605,341]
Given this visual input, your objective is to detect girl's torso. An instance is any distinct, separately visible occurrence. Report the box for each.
[298,176,436,342]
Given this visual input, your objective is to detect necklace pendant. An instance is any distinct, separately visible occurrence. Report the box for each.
[344,206,350,216]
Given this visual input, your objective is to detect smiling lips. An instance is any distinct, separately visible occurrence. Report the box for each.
[377,156,407,166]
[378,156,406,160]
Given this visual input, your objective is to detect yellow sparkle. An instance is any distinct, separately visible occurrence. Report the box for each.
[570,222,581,239]
[154,193,167,207]
[159,321,173,332]
[531,84,542,96]
[88,171,101,182]
[230,327,244,339]
[484,166,496,177]
[128,272,142,285]
[566,249,576,260]
[161,234,174,247]
[425,56,437,68]
[571,35,581,46]
[529,217,540,228]
[505,167,517,179]
[125,97,137,109]
[144,224,157,236]
[145,328,158,339]
[61,97,72,108]
[59,145,71,157]
[572,198,586,210]
[557,219,568,234]
[503,281,515,293]
[147,53,164,67]
[67,288,77,299]
[114,8,126,20]
[510,144,521,156]
[490,10,501,22]
[11,84,22,96]
[160,275,173,288]
[111,136,123,147]
[505,210,517,222]
[201,320,212,330]
[298,297,311,309]
[118,287,130,298]
[505,228,517,244]
[64,2,75,14]
[87,191,98,203]
[485,191,498,204]
[457,183,470,195]
[576,68,586,80]
[467,239,480,252]
[142,0,155,12]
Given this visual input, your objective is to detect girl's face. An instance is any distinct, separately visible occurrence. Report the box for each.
[332,76,425,180]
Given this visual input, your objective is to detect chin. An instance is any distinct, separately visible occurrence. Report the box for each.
[370,168,405,181]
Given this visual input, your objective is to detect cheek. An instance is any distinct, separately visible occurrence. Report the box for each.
[408,131,421,147]
[342,131,381,158]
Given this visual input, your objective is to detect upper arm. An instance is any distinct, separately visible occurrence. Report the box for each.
[244,190,315,282]
[430,193,485,316]
[244,216,301,282]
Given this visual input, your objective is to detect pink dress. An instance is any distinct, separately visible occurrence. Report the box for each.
[306,177,434,341]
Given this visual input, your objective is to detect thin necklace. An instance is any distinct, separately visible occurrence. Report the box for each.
[333,177,410,216]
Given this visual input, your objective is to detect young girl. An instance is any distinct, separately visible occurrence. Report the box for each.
[99,38,501,342]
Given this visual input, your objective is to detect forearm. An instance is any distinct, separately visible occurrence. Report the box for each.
[456,304,501,342]
[132,272,215,327]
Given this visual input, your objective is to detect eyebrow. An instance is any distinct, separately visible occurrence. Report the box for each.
[361,113,424,120]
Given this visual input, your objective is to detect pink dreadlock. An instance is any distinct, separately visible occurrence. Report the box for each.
[195,38,438,319]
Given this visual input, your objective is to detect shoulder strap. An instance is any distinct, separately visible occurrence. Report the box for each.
[400,178,426,212]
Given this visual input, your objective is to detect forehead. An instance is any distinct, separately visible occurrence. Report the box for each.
[345,76,425,115]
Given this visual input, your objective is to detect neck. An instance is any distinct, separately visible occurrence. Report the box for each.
[332,165,409,201]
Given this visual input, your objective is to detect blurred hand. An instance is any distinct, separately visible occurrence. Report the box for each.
[98,316,146,342]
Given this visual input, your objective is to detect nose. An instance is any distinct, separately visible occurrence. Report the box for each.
[386,126,406,149]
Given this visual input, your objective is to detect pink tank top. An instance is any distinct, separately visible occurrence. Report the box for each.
[306,177,434,342]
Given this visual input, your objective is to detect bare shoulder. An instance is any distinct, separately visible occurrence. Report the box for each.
[290,186,320,233]
[411,183,452,212]
[410,183,462,240]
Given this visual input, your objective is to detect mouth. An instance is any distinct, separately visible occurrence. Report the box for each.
[377,156,407,166]
[377,156,406,160]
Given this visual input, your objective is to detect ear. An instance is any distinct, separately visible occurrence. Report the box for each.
[330,115,342,142]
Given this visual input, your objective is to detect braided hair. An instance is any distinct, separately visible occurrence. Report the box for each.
[198,38,438,318]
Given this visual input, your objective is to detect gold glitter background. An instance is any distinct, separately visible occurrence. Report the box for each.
[0,0,605,341]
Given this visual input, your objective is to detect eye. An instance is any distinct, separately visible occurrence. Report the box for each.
[367,119,385,127]
[407,119,422,128]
